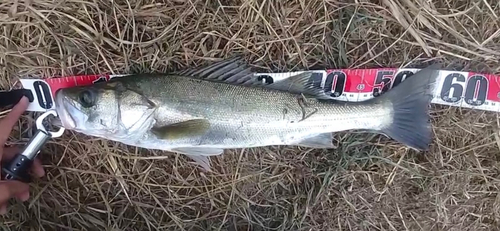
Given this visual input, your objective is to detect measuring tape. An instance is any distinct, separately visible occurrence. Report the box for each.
[17,68,500,113]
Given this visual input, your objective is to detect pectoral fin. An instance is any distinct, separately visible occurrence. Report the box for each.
[295,133,334,148]
[151,119,210,140]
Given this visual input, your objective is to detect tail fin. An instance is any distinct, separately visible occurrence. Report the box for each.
[375,64,440,151]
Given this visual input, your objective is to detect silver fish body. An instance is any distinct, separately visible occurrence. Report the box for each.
[54,59,439,169]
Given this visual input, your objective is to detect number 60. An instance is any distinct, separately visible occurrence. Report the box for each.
[439,73,488,106]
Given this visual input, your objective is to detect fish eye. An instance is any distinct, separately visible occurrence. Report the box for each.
[78,90,96,108]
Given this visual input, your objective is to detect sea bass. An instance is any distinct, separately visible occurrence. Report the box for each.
[54,58,439,169]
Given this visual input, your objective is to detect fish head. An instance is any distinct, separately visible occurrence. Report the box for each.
[55,81,157,138]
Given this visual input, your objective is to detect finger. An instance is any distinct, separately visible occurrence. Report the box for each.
[0,181,29,204]
[3,147,45,178]
[16,190,29,202]
[0,96,29,144]
[0,204,6,215]
[31,158,45,178]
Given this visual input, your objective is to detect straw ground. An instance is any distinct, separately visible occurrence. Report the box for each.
[1,0,500,230]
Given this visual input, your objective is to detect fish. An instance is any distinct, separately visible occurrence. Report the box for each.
[54,58,439,170]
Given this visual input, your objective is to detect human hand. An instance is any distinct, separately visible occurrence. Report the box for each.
[0,97,45,215]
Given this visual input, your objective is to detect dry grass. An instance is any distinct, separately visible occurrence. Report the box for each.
[0,0,500,230]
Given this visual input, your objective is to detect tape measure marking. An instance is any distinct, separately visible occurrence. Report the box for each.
[17,69,500,112]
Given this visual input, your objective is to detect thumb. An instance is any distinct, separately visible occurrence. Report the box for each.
[0,96,29,145]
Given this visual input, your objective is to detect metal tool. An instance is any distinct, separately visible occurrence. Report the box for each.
[2,110,64,183]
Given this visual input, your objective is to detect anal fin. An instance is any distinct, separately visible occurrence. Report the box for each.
[294,133,334,148]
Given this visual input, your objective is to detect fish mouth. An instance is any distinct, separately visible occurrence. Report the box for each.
[55,90,78,130]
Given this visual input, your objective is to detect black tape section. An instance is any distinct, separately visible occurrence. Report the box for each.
[0,89,34,108]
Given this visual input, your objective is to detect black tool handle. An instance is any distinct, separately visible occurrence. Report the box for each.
[2,154,33,183]
[1,130,50,183]
[0,89,34,108]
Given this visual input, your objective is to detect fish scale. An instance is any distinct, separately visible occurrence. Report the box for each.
[131,75,383,147]
[54,58,439,170]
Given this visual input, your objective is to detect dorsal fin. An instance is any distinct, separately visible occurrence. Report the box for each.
[175,57,258,86]
[266,72,332,99]
[176,57,335,99]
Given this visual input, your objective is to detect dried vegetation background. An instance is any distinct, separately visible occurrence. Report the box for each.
[1,0,500,230]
